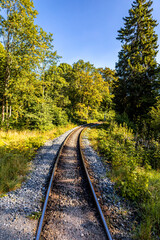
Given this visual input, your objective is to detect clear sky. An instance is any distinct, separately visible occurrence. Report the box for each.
[34,0,160,69]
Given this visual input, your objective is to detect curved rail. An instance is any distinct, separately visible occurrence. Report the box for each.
[36,124,112,240]
[35,127,79,240]
[79,128,112,240]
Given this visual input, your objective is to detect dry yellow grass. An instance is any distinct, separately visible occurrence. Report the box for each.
[0,124,76,193]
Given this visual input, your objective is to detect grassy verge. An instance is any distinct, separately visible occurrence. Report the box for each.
[87,122,160,239]
[0,124,76,194]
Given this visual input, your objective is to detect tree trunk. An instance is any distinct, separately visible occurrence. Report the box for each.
[2,18,11,123]
[9,105,12,118]
[2,100,5,122]
[6,101,8,119]
[2,62,11,123]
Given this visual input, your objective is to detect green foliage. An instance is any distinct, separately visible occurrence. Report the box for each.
[51,105,68,126]
[141,141,160,170]
[27,211,42,220]
[104,110,116,122]
[0,2,114,129]
[0,43,6,102]
[65,60,113,122]
[0,0,114,129]
[0,0,58,128]
[114,0,159,120]
[137,170,160,239]
[89,122,150,201]
[150,97,160,138]
[115,112,136,130]
[97,67,116,112]
[88,120,160,239]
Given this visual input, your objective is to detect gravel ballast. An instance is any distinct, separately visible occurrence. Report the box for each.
[0,126,136,240]
[81,129,137,240]
[41,126,106,240]
[0,128,76,240]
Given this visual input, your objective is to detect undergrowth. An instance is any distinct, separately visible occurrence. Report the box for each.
[0,124,76,193]
[87,122,160,239]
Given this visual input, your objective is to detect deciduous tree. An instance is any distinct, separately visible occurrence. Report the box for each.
[0,0,57,127]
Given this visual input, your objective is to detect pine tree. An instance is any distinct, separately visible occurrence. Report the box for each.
[114,0,159,120]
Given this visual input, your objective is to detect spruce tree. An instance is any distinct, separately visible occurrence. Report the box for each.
[114,0,159,120]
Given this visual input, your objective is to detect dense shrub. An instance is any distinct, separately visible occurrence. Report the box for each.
[150,97,160,139]
[88,121,160,239]
[95,122,150,201]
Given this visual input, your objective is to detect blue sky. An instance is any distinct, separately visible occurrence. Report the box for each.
[34,0,160,69]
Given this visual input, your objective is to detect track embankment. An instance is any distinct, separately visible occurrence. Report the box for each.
[40,127,107,240]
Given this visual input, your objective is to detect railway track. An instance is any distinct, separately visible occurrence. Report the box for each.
[36,125,112,240]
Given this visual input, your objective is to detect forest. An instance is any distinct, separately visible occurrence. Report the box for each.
[0,0,114,130]
[0,0,160,239]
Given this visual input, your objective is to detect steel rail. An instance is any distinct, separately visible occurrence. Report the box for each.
[36,124,112,240]
[35,126,79,240]
[79,128,113,240]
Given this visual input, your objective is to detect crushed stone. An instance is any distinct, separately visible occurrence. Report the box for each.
[82,130,137,240]
[0,127,76,240]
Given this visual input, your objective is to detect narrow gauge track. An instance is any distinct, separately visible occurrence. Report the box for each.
[36,126,112,240]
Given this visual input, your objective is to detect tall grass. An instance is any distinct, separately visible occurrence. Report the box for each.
[87,122,160,239]
[0,124,75,193]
